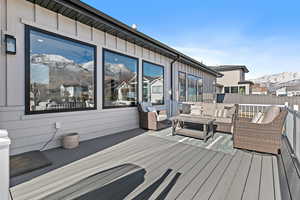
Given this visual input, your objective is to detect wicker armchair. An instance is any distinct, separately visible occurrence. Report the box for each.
[138,102,169,130]
[233,107,287,154]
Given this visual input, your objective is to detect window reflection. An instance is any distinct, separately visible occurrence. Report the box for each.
[27,28,96,113]
[187,74,203,102]
[142,61,164,104]
[103,50,138,108]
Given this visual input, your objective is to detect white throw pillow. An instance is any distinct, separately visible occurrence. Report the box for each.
[251,111,264,123]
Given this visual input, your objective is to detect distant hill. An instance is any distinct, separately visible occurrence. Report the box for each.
[250,72,300,92]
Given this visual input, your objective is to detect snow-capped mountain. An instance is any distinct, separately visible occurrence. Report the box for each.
[251,72,300,84]
[250,72,300,91]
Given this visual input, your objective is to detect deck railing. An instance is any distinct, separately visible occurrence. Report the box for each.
[285,107,300,168]
[238,103,286,118]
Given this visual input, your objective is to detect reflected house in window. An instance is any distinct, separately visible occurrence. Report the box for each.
[142,61,164,105]
[142,75,164,104]
[60,84,89,98]
[115,74,138,105]
[103,49,138,108]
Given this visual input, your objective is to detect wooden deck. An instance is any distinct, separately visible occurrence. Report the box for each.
[10,130,282,200]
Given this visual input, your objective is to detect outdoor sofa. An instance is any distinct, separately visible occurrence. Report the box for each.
[233,106,287,154]
[138,102,169,130]
[181,102,238,134]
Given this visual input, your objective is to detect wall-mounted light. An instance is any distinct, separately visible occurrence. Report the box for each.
[5,34,16,55]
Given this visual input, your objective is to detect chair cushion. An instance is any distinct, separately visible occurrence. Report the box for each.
[261,106,280,124]
[251,111,264,123]
[140,102,152,112]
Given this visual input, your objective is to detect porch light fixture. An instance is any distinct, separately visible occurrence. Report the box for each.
[5,34,16,54]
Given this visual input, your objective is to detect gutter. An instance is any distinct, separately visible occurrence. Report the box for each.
[170,56,181,101]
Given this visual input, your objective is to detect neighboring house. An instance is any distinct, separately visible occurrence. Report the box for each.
[276,86,300,96]
[0,0,220,155]
[150,77,164,104]
[287,86,300,96]
[251,84,269,95]
[60,84,88,98]
[115,74,138,105]
[276,87,287,96]
[211,65,254,95]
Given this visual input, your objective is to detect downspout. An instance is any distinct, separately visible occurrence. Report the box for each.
[170,56,180,116]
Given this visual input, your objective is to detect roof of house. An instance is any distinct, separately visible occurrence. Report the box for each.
[210,65,249,73]
[286,85,300,91]
[238,81,254,85]
[252,84,269,92]
[26,0,222,77]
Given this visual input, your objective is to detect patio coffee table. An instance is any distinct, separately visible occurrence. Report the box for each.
[169,115,216,142]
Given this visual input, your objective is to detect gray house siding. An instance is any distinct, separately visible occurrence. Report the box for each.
[0,0,216,155]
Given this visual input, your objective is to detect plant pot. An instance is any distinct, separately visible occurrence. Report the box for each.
[62,133,79,149]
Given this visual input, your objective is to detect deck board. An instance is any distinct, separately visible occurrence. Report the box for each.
[242,154,262,200]
[209,150,244,200]
[158,150,217,200]
[176,153,225,200]
[193,154,233,200]
[260,156,275,200]
[10,130,288,200]
[224,151,253,200]
[147,147,208,200]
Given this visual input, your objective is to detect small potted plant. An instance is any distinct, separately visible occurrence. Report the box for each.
[62,133,79,149]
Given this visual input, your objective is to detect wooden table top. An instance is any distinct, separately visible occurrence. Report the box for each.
[169,114,216,124]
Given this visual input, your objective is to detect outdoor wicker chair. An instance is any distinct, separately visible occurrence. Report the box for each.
[138,102,169,130]
[233,106,288,154]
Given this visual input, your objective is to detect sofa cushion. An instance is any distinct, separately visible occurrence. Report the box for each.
[181,104,191,114]
[216,117,232,124]
[261,106,280,124]
[202,103,216,116]
[251,111,264,123]
[190,105,202,115]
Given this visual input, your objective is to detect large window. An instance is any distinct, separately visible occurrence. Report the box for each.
[224,87,230,93]
[187,75,203,102]
[178,72,186,102]
[103,49,138,108]
[142,61,164,104]
[231,86,239,93]
[25,26,96,114]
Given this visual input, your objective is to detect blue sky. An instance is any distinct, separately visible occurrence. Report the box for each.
[82,0,300,79]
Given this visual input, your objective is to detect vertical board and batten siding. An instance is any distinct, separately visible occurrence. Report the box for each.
[0,0,214,155]
[0,0,7,107]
